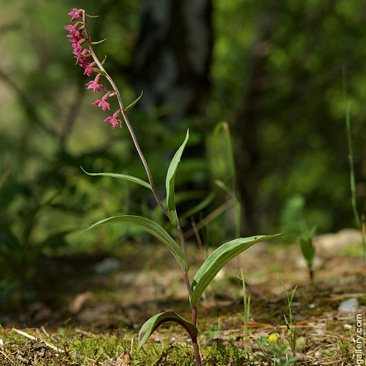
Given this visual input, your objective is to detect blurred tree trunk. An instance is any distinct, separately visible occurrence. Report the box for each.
[131,0,213,124]
[235,4,281,234]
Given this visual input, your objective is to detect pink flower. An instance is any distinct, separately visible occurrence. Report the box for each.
[75,50,91,68]
[93,99,110,111]
[104,116,122,129]
[73,46,88,57]
[86,80,104,93]
[65,24,80,39]
[72,42,83,56]
[83,61,96,77]
[86,75,107,93]
[68,8,83,23]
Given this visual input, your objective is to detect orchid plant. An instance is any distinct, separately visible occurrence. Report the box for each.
[65,9,279,365]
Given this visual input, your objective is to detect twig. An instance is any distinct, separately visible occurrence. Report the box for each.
[41,326,50,338]
[75,328,94,338]
[0,349,14,364]
[13,328,64,353]
[184,199,235,239]
[191,218,204,250]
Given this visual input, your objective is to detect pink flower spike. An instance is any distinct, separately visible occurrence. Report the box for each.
[93,99,110,111]
[104,116,122,129]
[68,8,83,23]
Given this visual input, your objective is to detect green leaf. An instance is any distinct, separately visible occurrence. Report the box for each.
[212,122,236,179]
[139,311,198,348]
[80,215,189,271]
[80,166,152,190]
[300,238,315,265]
[190,233,281,307]
[181,191,216,219]
[101,55,107,65]
[125,91,143,111]
[165,130,189,226]
[91,67,107,76]
[92,38,106,45]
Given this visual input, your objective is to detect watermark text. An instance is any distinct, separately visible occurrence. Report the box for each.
[355,313,364,365]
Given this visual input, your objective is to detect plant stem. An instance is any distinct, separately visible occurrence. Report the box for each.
[120,109,169,218]
[192,336,201,366]
[191,306,201,366]
[241,269,249,339]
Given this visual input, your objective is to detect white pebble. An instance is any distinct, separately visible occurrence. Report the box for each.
[338,298,359,314]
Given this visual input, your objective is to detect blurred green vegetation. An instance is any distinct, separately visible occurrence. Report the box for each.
[0,0,365,306]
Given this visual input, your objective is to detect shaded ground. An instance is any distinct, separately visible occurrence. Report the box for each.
[1,229,365,365]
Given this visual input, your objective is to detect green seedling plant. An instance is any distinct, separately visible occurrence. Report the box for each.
[281,281,297,356]
[211,122,242,237]
[256,335,297,366]
[345,103,366,259]
[180,121,241,251]
[299,224,317,284]
[65,9,279,365]
[240,269,250,340]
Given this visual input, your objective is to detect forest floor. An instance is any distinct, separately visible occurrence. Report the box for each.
[1,229,365,365]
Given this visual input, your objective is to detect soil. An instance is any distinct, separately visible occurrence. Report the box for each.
[1,229,365,365]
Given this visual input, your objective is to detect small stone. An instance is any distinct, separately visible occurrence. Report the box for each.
[338,298,359,314]
[314,328,326,336]
[94,257,120,274]
[295,336,307,351]
[68,292,93,314]
[343,324,352,330]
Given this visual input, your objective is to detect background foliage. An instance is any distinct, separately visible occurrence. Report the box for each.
[0,0,365,304]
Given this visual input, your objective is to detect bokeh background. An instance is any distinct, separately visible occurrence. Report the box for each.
[1,0,365,308]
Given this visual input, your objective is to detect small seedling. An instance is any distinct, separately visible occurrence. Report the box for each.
[211,121,242,238]
[345,103,366,259]
[240,269,250,339]
[299,224,317,284]
[256,335,297,366]
[204,324,219,339]
[281,280,297,355]
[65,9,280,365]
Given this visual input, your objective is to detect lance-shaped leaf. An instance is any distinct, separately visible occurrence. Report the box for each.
[300,238,315,266]
[91,67,107,76]
[165,130,189,226]
[125,91,143,112]
[139,311,198,348]
[181,191,216,219]
[80,166,152,190]
[81,215,189,271]
[190,233,281,307]
[92,38,106,45]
